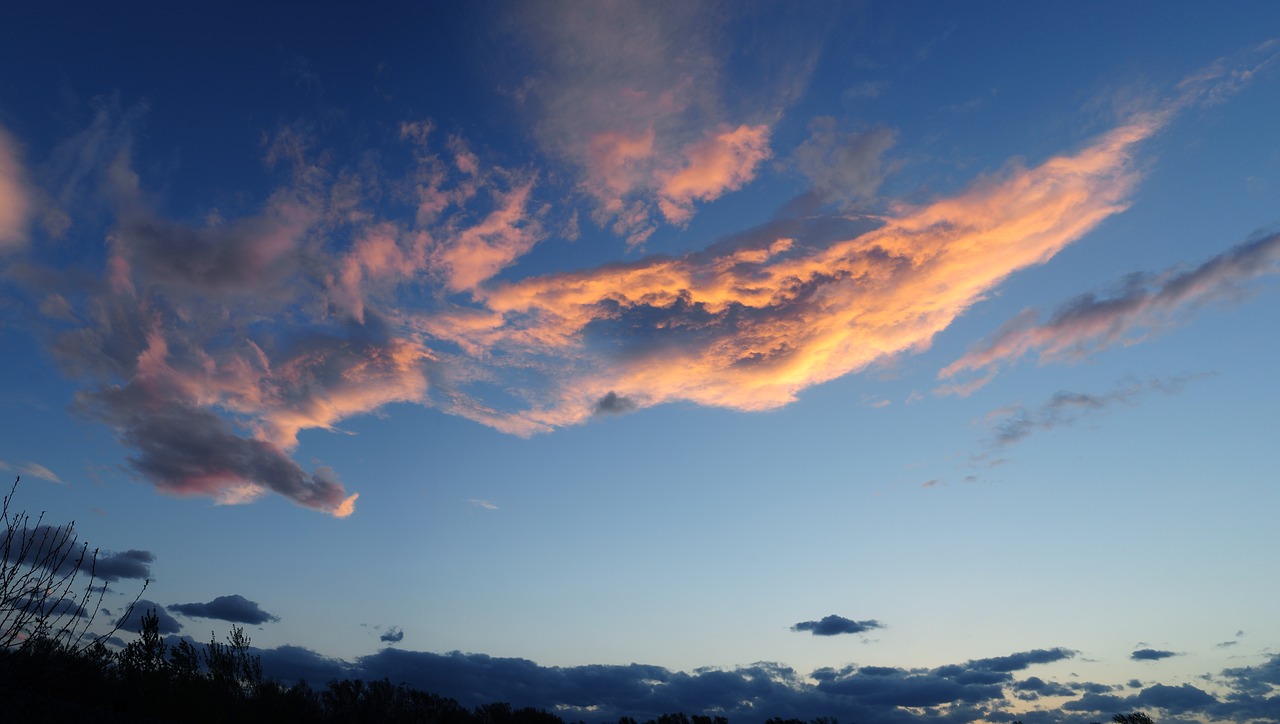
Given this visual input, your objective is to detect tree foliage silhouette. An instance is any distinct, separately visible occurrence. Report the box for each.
[1,476,145,652]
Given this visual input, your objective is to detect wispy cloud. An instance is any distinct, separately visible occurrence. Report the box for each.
[465,499,498,511]
[514,2,791,246]
[981,375,1209,448]
[0,459,65,485]
[941,231,1280,390]
[0,127,31,250]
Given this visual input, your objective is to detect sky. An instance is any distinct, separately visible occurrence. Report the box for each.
[2,2,1279,722]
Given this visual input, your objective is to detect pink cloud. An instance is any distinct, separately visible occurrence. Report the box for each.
[516,2,781,243]
[430,114,1161,433]
[657,124,771,224]
[431,179,542,293]
[0,128,31,250]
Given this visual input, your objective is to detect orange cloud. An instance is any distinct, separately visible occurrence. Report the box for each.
[657,124,771,224]
[431,180,542,293]
[434,115,1161,432]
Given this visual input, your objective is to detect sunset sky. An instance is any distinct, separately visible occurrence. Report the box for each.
[2,2,1279,722]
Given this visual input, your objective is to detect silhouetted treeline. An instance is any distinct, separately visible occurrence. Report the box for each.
[0,611,1158,724]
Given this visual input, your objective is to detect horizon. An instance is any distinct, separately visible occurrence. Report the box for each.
[2,3,1279,722]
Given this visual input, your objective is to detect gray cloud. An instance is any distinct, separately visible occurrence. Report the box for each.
[1,522,153,582]
[791,614,883,636]
[117,599,182,635]
[793,119,897,210]
[943,231,1280,387]
[1131,648,1178,661]
[379,626,404,644]
[592,391,637,416]
[169,594,279,625]
[984,374,1209,447]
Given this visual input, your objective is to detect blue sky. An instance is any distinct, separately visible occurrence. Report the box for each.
[2,2,1279,722]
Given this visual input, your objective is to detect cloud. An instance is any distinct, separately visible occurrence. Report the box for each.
[791,615,883,636]
[941,231,1280,390]
[117,600,183,635]
[514,2,792,245]
[465,499,498,511]
[169,594,279,625]
[0,521,153,582]
[592,391,637,416]
[379,626,405,644]
[92,549,154,582]
[9,54,1253,516]
[1131,648,1178,661]
[0,126,32,250]
[0,459,65,485]
[793,119,897,210]
[437,112,1161,434]
[982,375,1207,447]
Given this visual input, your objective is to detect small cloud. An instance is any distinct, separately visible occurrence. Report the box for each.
[0,460,66,485]
[791,614,883,636]
[1131,648,1178,661]
[593,391,637,416]
[380,626,405,644]
[169,594,279,625]
[921,479,941,488]
[466,498,498,510]
[118,600,183,635]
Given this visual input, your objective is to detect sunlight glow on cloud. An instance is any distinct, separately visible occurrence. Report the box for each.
[8,46,1266,514]
[444,115,1160,434]
[0,127,31,250]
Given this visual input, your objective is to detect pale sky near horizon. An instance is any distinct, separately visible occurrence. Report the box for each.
[2,3,1280,722]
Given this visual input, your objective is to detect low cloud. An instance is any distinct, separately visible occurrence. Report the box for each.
[117,600,183,635]
[1131,648,1178,661]
[379,626,405,644]
[169,594,279,625]
[0,523,153,582]
[791,614,883,636]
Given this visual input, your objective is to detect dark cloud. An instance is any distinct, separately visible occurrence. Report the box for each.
[1130,648,1177,661]
[985,375,1209,447]
[1135,683,1215,713]
[116,600,182,635]
[593,391,637,416]
[81,382,356,516]
[790,614,882,636]
[1,523,153,582]
[169,594,279,625]
[92,549,154,581]
[242,644,1079,722]
[966,647,1075,672]
[380,626,404,643]
[943,230,1280,386]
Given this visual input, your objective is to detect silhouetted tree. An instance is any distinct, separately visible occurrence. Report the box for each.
[1113,714,1155,724]
[1,477,146,653]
